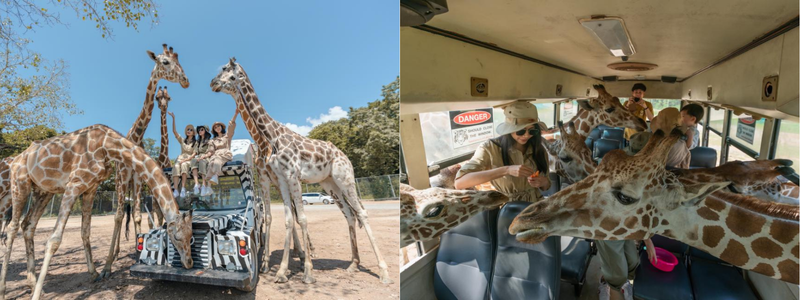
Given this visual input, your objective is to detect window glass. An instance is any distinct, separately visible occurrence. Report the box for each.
[728,113,763,152]
[618,98,681,117]
[697,122,706,147]
[707,131,722,164]
[535,103,555,129]
[560,100,579,123]
[401,243,421,268]
[776,120,800,173]
[420,111,490,165]
[708,107,725,131]
[727,144,755,162]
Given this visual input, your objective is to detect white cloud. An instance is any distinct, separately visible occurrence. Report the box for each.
[283,106,348,136]
[307,106,348,126]
[284,123,313,136]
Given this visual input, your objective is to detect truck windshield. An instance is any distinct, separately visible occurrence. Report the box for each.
[176,175,249,211]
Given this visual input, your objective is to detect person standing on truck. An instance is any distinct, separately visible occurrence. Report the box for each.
[197,110,238,196]
[184,125,212,195]
[454,102,551,202]
[623,83,654,140]
[168,111,196,198]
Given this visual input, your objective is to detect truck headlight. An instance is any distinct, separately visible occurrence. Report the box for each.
[146,237,161,251]
[218,240,236,255]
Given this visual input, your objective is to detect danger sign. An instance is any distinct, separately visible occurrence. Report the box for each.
[449,108,494,148]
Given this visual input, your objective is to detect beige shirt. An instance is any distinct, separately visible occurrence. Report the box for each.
[176,136,195,161]
[623,99,654,140]
[456,140,550,202]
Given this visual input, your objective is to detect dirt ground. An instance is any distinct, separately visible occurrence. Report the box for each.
[0,201,400,299]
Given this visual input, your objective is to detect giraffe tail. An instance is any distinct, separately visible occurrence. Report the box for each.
[124,203,131,240]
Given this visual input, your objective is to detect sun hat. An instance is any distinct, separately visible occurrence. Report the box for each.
[495,101,546,136]
[184,124,195,132]
[196,125,212,140]
[212,121,227,133]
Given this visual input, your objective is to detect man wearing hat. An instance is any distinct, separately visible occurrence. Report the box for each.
[623,83,654,140]
[454,101,551,202]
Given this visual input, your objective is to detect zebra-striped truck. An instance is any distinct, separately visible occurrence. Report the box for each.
[130,160,266,291]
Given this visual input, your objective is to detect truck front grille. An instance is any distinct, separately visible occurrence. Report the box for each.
[168,229,211,269]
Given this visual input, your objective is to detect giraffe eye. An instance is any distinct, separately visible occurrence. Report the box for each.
[162,60,170,65]
[605,107,615,113]
[560,156,573,163]
[423,205,444,218]
[613,191,639,205]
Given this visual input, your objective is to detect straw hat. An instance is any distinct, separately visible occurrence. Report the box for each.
[495,102,547,136]
[184,124,195,132]
[212,121,227,133]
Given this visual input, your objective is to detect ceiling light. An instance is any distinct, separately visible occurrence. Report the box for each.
[580,16,636,57]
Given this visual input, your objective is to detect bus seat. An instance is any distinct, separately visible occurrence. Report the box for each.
[434,208,498,300]
[633,250,695,300]
[689,257,758,300]
[687,246,726,264]
[689,147,717,169]
[589,127,604,140]
[649,234,690,256]
[601,128,625,144]
[585,137,595,151]
[560,236,594,297]
[493,202,561,300]
[593,138,621,163]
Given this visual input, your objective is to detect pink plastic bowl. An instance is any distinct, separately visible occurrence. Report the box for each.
[650,247,678,272]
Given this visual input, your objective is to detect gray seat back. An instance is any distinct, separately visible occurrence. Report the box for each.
[434,208,498,300]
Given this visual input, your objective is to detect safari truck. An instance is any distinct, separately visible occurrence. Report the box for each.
[400,1,799,300]
[130,140,267,291]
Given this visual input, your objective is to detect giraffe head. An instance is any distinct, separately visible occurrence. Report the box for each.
[509,129,729,243]
[572,85,648,135]
[147,44,190,88]
[546,121,596,182]
[166,209,194,268]
[400,184,508,247]
[210,57,246,96]
[155,86,171,111]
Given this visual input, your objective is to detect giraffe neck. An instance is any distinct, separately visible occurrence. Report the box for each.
[658,191,799,283]
[234,72,294,147]
[127,72,159,144]
[107,132,181,223]
[230,83,272,157]
[158,106,171,168]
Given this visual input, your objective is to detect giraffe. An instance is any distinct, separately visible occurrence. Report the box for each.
[508,129,800,283]
[1,125,194,300]
[98,44,190,280]
[143,86,172,230]
[400,183,508,247]
[542,121,596,183]
[210,58,392,284]
[670,160,800,205]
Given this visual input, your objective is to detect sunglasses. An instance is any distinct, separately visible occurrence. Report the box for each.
[515,128,540,136]
[186,129,194,132]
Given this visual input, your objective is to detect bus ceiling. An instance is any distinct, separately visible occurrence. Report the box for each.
[400,1,799,119]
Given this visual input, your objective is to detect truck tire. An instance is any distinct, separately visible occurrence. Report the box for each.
[238,235,260,292]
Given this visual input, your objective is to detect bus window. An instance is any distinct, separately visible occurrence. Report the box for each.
[420,111,486,164]
[535,103,555,128]
[619,98,681,117]
[728,113,764,151]
[727,144,756,162]
[560,100,578,123]
[708,106,725,131]
[401,242,421,267]
[776,120,800,173]
[707,131,723,163]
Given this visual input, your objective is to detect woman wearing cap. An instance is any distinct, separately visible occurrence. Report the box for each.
[185,124,212,195]
[454,102,551,202]
[168,111,197,198]
[197,110,238,196]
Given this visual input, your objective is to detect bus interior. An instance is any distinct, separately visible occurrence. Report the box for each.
[400,1,799,299]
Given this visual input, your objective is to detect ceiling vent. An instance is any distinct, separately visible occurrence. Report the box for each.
[607,62,658,72]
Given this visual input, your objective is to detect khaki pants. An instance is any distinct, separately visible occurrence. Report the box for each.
[173,160,192,177]
[206,156,230,178]
[596,240,639,290]
[191,158,208,177]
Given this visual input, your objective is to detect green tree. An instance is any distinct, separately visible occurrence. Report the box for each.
[308,77,399,178]
[0,1,159,132]
[0,125,62,157]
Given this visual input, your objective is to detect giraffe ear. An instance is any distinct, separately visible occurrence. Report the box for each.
[147,50,157,62]
[680,181,730,207]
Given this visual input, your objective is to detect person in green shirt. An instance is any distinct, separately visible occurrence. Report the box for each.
[454,102,551,202]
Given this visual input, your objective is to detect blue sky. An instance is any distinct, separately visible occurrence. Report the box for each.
[24,1,398,159]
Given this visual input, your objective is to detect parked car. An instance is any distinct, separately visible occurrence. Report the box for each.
[301,193,334,205]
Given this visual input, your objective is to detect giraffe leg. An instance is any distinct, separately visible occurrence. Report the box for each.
[255,164,272,273]
[98,174,130,280]
[0,194,12,247]
[22,191,52,290]
[0,183,30,300]
[273,178,296,283]
[284,179,314,284]
[289,204,307,260]
[132,182,143,238]
[331,165,392,284]
[31,185,85,300]
[153,197,164,227]
[80,186,100,280]
[320,179,359,273]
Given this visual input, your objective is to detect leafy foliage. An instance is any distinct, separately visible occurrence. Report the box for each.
[0,124,62,157]
[308,77,399,178]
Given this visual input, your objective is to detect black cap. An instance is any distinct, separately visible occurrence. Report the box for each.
[632,83,647,92]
